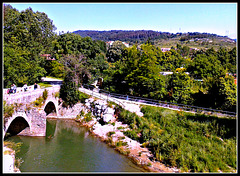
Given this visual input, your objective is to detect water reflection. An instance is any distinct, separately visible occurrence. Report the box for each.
[8,119,145,173]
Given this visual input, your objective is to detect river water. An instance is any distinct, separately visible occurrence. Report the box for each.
[6,119,146,173]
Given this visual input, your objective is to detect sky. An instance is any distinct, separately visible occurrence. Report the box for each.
[5,2,237,39]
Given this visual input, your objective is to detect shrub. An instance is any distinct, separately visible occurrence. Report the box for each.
[42,89,48,100]
[84,112,93,122]
[107,131,116,137]
[78,92,90,104]
[123,130,139,141]
[116,140,128,147]
[33,96,44,107]
[3,101,14,121]
[54,91,59,98]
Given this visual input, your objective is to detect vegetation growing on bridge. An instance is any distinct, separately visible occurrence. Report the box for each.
[33,89,48,107]
[3,100,15,122]
[116,105,236,172]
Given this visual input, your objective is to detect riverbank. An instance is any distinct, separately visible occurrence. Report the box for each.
[3,145,21,173]
[56,99,179,173]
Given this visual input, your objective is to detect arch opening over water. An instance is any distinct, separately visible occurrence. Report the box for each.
[5,116,30,138]
[44,101,57,116]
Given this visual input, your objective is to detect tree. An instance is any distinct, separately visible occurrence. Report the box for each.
[59,71,80,108]
[59,54,91,86]
[88,53,109,84]
[123,44,167,98]
[106,40,127,62]
[3,4,57,88]
[166,70,193,104]
[187,54,224,79]
[218,75,236,112]
[204,74,236,111]
[52,33,101,60]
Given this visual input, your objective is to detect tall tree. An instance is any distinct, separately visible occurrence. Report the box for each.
[60,71,80,108]
[166,70,193,104]
[3,4,57,87]
[106,40,127,62]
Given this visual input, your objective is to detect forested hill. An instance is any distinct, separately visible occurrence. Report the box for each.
[72,30,173,42]
[72,30,235,44]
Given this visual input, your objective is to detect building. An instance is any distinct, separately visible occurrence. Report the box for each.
[161,48,171,52]
[122,42,129,48]
[40,54,55,60]
[159,71,173,76]
[106,41,129,48]
[106,41,114,46]
[160,71,190,76]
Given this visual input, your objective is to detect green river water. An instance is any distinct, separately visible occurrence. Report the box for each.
[6,119,146,173]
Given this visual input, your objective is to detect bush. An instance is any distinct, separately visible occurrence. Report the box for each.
[3,101,14,124]
[33,96,44,107]
[123,130,139,141]
[78,92,90,104]
[42,89,48,100]
[84,112,93,122]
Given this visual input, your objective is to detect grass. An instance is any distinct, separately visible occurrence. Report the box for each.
[78,91,91,104]
[38,82,52,88]
[45,76,63,80]
[116,105,236,172]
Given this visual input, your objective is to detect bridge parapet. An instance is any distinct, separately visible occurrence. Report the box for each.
[3,86,60,105]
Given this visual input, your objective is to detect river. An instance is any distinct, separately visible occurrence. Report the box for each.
[6,118,146,173]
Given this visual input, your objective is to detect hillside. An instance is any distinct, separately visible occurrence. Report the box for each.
[73,30,236,50]
[73,30,175,42]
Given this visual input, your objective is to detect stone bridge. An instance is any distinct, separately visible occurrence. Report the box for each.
[3,86,60,138]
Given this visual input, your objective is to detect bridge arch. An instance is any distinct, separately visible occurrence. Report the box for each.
[43,100,58,116]
[4,115,30,138]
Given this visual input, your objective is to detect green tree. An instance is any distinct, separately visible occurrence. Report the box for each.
[106,40,127,62]
[88,53,109,84]
[218,75,236,111]
[59,71,80,108]
[187,54,224,79]
[123,44,167,98]
[204,74,236,111]
[3,4,56,88]
[166,70,193,104]
[52,33,101,59]
[59,54,91,86]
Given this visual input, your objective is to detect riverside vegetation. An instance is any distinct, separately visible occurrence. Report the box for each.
[3,4,237,173]
[117,105,236,172]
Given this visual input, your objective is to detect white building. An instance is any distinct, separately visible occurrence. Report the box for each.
[161,48,171,52]
[106,41,129,48]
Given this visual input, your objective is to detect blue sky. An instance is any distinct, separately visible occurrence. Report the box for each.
[6,3,237,39]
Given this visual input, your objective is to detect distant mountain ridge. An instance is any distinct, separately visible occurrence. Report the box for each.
[72,30,234,43]
[73,30,174,42]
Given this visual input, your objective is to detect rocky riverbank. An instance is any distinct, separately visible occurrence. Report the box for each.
[3,146,21,173]
[57,97,179,173]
